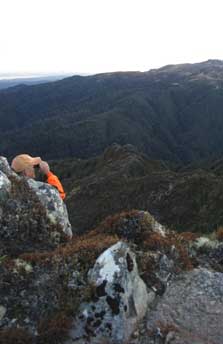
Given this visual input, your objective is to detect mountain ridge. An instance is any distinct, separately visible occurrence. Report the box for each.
[2,60,223,164]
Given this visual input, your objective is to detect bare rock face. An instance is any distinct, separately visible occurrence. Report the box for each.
[146,268,223,344]
[67,241,153,344]
[27,179,72,239]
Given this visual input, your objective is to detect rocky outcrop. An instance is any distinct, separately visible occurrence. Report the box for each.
[27,178,72,238]
[0,207,174,344]
[0,164,223,344]
[0,157,72,255]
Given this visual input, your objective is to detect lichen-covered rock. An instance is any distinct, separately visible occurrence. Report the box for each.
[0,255,79,338]
[0,170,11,204]
[0,177,57,255]
[27,179,72,238]
[0,230,119,343]
[146,268,223,344]
[67,241,153,344]
[0,158,72,255]
[94,210,196,295]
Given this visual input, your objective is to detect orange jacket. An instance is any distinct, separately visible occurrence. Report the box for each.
[46,171,66,200]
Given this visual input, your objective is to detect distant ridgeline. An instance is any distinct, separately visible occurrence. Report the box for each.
[2,60,223,164]
[0,74,70,90]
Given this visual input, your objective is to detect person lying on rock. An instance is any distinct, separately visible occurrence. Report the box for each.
[11,154,66,200]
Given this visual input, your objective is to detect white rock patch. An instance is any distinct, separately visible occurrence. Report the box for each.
[95,242,121,284]
[13,259,33,273]
[153,221,166,236]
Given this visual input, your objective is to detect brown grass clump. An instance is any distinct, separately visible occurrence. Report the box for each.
[142,233,170,251]
[157,321,179,336]
[20,232,119,266]
[137,252,159,287]
[176,244,194,271]
[216,226,223,241]
[0,328,33,344]
[6,208,195,272]
[143,232,194,271]
[147,321,179,338]
[91,210,195,272]
[179,232,200,242]
[37,312,72,344]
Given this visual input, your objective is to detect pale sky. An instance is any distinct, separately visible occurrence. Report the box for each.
[1,0,223,75]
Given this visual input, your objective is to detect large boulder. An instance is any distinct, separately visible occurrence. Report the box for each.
[67,241,153,344]
[27,179,72,238]
[0,157,72,255]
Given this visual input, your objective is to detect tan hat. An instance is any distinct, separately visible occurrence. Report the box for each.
[11,154,42,172]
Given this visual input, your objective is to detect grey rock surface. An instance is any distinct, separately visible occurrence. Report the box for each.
[0,156,16,177]
[146,268,223,344]
[0,170,11,204]
[0,158,72,255]
[67,241,153,344]
[27,179,72,238]
[1,155,223,344]
[0,254,83,337]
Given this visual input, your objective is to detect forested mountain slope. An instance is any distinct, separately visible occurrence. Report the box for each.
[51,144,223,233]
[2,60,223,163]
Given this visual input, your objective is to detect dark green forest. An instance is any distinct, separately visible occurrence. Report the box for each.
[51,144,223,234]
[2,59,223,164]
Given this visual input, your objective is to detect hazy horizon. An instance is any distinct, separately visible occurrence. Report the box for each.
[1,58,222,80]
[0,72,75,80]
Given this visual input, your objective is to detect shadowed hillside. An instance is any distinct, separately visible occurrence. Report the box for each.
[50,144,223,234]
[2,60,223,163]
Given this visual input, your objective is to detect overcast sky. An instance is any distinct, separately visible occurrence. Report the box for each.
[1,0,223,76]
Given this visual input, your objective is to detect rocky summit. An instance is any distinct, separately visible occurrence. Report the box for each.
[0,157,223,344]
